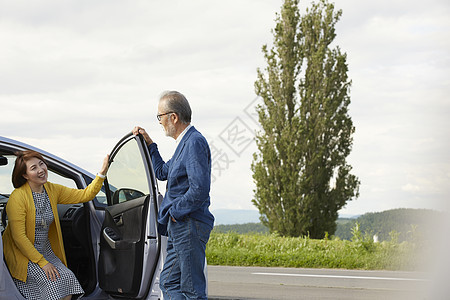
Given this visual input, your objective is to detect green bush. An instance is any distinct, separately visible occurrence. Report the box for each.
[206,231,420,271]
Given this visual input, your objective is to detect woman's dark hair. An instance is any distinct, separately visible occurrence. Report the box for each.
[12,150,47,188]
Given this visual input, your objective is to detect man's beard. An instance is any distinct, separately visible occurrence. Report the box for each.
[164,122,177,138]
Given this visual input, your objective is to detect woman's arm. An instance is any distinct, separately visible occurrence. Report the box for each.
[55,154,109,204]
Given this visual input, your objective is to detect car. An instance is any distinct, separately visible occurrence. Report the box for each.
[0,133,168,299]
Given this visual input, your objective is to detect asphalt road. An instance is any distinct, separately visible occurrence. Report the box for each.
[207,266,432,300]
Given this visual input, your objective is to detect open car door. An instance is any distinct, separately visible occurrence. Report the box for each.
[98,133,161,299]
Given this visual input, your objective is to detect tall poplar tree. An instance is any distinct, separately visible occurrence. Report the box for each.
[252,0,360,238]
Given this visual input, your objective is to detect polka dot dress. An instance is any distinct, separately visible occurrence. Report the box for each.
[13,189,84,300]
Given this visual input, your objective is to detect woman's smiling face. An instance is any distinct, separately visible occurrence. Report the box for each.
[23,157,48,190]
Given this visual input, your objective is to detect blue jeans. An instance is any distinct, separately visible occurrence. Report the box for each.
[160,217,211,299]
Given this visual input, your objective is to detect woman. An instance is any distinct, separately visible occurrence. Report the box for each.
[2,150,109,300]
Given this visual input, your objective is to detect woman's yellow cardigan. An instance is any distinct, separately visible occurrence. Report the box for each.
[2,175,105,282]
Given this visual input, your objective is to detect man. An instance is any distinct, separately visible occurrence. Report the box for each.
[133,90,214,299]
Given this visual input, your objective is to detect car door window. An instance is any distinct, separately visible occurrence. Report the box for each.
[106,138,150,205]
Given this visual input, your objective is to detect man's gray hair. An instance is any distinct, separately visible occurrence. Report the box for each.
[159,91,192,124]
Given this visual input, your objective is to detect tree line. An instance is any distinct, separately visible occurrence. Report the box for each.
[335,208,441,242]
[214,208,442,243]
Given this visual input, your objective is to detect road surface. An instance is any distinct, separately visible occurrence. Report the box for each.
[207,266,432,299]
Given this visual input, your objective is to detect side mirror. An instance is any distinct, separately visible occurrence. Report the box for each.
[111,188,145,205]
[0,156,7,166]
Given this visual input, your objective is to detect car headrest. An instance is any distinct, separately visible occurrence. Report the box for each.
[0,155,7,166]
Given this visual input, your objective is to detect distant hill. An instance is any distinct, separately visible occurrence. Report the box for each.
[213,208,441,242]
[335,208,442,242]
[213,222,269,234]
[212,209,360,225]
[212,209,260,225]
[338,214,360,219]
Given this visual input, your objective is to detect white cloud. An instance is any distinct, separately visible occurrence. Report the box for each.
[402,184,421,193]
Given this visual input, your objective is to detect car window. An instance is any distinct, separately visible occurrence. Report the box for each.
[0,155,77,192]
[94,189,107,205]
[106,138,150,204]
[0,154,78,231]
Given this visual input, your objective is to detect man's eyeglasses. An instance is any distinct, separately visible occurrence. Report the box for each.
[157,112,175,121]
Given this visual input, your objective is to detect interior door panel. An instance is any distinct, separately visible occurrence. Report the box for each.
[98,196,148,295]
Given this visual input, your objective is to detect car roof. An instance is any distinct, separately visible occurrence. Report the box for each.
[0,135,95,179]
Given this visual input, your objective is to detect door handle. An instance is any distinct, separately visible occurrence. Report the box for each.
[103,227,119,249]
[113,214,124,226]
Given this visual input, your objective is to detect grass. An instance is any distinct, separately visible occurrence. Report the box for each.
[206,230,425,271]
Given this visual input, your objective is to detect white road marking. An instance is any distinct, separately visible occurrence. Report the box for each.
[252,272,428,282]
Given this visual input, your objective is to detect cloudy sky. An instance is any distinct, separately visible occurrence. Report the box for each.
[1,0,449,217]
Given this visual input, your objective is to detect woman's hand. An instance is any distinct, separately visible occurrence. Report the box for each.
[133,126,153,145]
[99,154,110,176]
[42,262,60,281]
